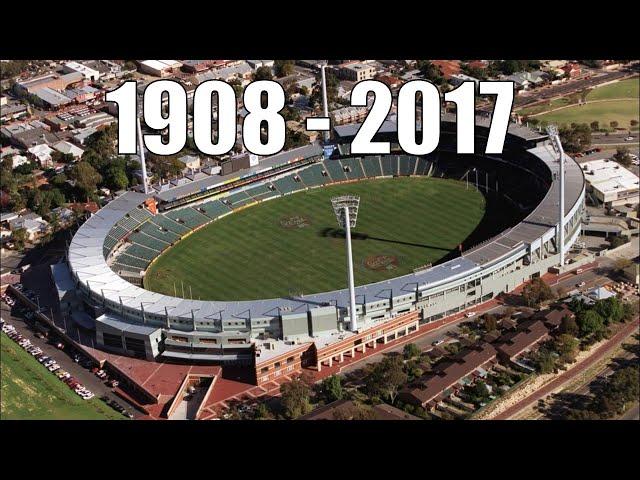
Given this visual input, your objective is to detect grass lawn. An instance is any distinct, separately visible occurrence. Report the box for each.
[536,99,639,128]
[144,177,485,300]
[587,78,639,101]
[0,333,123,420]
[517,97,575,116]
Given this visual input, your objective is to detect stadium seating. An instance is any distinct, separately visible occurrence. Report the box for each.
[323,160,347,182]
[340,157,366,180]
[224,191,251,206]
[103,235,119,253]
[381,156,397,176]
[150,216,190,235]
[245,184,273,199]
[415,157,430,176]
[125,243,161,261]
[128,207,153,223]
[273,175,302,195]
[298,164,327,188]
[199,200,232,219]
[115,253,151,270]
[111,262,142,274]
[165,208,210,229]
[118,215,142,233]
[108,224,129,240]
[129,231,169,251]
[362,156,383,177]
[140,222,180,243]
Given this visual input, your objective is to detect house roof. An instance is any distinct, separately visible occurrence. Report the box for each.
[495,319,549,359]
[403,343,497,405]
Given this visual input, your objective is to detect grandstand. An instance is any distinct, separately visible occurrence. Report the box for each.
[165,207,210,229]
[361,156,383,177]
[65,114,585,385]
[199,199,232,219]
[339,157,366,180]
[298,164,328,188]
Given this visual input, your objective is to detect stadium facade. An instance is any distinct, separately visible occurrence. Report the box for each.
[62,115,585,385]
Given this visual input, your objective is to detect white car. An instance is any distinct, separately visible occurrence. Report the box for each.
[465,312,477,318]
[48,364,60,372]
[577,281,586,287]
[624,136,634,141]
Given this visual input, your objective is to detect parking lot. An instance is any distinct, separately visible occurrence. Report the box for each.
[1,288,138,419]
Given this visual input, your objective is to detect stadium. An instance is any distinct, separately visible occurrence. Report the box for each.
[61,113,586,386]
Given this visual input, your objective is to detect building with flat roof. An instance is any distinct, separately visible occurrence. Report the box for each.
[139,60,182,77]
[63,61,101,81]
[337,63,377,81]
[581,159,639,207]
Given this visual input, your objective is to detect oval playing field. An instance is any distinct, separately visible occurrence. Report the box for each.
[144,177,486,301]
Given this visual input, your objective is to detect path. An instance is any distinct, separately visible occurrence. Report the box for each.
[493,318,639,420]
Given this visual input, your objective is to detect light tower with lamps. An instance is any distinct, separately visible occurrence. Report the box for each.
[546,124,566,268]
[136,117,150,195]
[331,195,361,331]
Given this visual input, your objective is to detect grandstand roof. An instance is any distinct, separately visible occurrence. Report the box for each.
[153,143,323,203]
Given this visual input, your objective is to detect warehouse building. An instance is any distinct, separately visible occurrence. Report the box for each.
[581,159,639,207]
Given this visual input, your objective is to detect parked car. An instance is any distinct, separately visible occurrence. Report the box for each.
[577,281,586,287]
[465,312,476,318]
[431,339,445,346]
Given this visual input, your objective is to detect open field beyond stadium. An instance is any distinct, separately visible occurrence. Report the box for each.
[0,333,121,420]
[536,99,639,128]
[144,177,485,301]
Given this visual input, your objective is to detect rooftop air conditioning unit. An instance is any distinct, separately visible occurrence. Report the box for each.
[264,341,276,350]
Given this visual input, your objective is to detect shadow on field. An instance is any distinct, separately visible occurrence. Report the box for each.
[318,227,451,252]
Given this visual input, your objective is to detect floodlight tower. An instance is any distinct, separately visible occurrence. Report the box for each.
[136,117,149,195]
[546,125,565,268]
[331,195,361,331]
[320,64,330,143]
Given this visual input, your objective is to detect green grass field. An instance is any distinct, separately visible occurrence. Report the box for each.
[587,78,639,101]
[536,99,639,128]
[144,177,485,301]
[0,333,123,420]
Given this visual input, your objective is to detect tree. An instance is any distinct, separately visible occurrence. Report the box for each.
[535,348,556,374]
[253,403,274,420]
[279,376,313,419]
[559,123,592,154]
[364,356,408,405]
[253,66,273,81]
[105,164,129,191]
[590,121,600,131]
[610,121,619,129]
[319,375,343,403]
[614,257,632,272]
[576,309,605,338]
[12,228,28,251]
[522,277,555,307]
[594,297,624,325]
[417,60,445,86]
[613,147,632,167]
[631,120,639,127]
[483,314,498,333]
[610,235,629,249]
[560,315,579,336]
[274,60,295,78]
[403,343,421,360]
[70,162,102,201]
[554,333,579,364]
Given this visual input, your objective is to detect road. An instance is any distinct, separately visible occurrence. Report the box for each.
[508,70,635,111]
[619,403,639,420]
[494,318,639,419]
